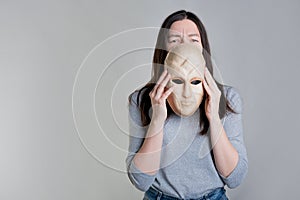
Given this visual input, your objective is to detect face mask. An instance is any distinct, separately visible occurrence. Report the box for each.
[164,43,205,117]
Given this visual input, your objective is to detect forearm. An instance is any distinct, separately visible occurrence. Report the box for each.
[133,120,164,175]
[210,117,239,177]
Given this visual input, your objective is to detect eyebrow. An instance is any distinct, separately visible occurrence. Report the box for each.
[188,33,200,37]
[168,33,200,38]
[168,34,181,38]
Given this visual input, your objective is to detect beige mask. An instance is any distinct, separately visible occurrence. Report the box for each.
[164,43,205,117]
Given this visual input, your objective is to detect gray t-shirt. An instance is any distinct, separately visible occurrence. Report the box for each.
[126,85,248,199]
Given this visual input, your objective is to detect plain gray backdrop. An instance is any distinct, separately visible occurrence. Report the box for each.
[1,0,300,199]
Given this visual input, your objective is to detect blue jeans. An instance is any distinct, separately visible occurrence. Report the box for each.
[143,186,228,200]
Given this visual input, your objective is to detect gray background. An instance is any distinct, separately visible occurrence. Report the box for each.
[1,0,299,199]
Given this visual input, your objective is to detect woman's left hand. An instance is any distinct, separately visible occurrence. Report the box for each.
[203,67,221,122]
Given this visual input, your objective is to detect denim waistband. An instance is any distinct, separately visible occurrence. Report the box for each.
[145,186,226,200]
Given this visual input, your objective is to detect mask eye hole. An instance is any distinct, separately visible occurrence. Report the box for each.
[172,79,183,84]
[191,80,201,85]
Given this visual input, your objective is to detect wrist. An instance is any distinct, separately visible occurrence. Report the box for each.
[209,115,222,126]
[150,118,165,128]
[208,113,221,122]
[208,117,223,139]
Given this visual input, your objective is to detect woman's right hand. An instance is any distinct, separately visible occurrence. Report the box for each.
[149,70,174,125]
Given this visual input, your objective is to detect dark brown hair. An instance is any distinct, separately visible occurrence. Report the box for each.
[129,10,236,134]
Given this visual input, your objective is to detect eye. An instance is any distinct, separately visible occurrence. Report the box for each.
[191,80,201,85]
[169,39,180,43]
[172,79,183,84]
[192,39,199,42]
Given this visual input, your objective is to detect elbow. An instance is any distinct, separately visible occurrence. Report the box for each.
[127,172,152,192]
[134,182,151,192]
[226,177,244,189]
[126,160,156,192]
[224,157,248,189]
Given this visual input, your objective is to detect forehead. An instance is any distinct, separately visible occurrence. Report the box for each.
[169,19,200,35]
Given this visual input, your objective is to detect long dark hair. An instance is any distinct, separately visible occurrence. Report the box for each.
[129,10,236,135]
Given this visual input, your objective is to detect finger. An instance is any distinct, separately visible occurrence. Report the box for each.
[156,70,168,86]
[152,70,168,98]
[161,86,174,101]
[204,68,218,90]
[149,89,154,99]
[160,72,171,88]
[203,78,212,96]
[156,73,171,95]
[155,74,171,99]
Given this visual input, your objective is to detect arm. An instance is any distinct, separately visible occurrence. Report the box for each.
[217,87,248,188]
[133,70,173,174]
[203,68,248,188]
[126,70,173,191]
[125,93,161,191]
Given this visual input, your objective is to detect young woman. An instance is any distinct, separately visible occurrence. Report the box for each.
[126,10,248,200]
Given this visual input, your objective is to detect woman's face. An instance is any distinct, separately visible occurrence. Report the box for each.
[164,20,205,117]
[166,19,203,51]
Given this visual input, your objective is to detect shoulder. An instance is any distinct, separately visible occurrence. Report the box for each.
[128,89,145,107]
[128,90,143,125]
[129,90,140,106]
[223,85,243,114]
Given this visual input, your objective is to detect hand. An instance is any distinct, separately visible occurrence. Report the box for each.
[203,68,221,122]
[149,70,174,124]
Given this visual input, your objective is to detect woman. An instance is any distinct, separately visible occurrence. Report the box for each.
[126,10,248,200]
